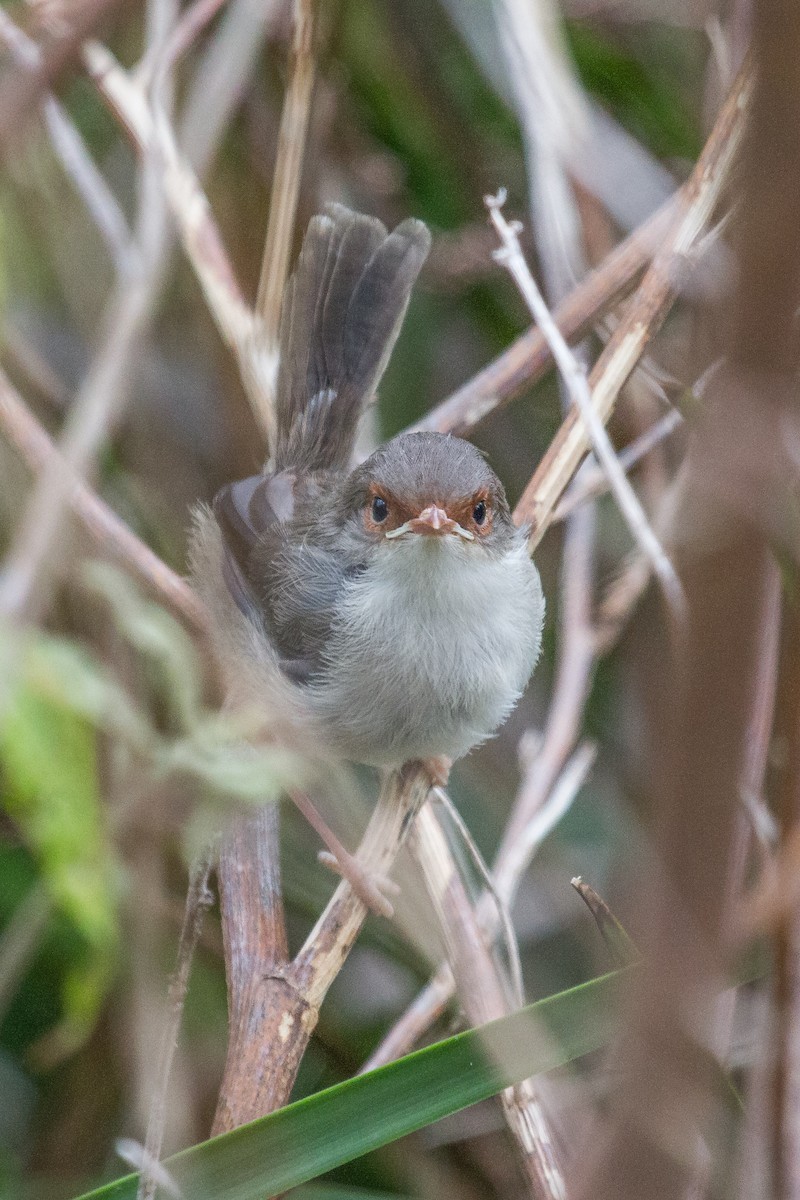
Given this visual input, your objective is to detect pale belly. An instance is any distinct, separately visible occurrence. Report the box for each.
[308,536,544,766]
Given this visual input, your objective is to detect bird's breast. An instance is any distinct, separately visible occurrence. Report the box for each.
[308,535,544,765]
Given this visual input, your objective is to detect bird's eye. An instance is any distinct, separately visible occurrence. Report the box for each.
[472,500,487,526]
[371,496,389,523]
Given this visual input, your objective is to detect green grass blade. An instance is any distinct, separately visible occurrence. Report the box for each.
[73,970,623,1200]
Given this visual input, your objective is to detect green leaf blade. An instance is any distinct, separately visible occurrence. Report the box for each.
[74,970,622,1200]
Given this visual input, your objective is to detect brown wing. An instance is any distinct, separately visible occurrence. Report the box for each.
[212,471,343,684]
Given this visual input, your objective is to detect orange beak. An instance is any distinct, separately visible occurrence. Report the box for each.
[408,504,457,536]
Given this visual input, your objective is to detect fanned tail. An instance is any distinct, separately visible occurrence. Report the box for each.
[273,204,430,472]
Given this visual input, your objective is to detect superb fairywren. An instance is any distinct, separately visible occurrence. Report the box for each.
[192,205,544,769]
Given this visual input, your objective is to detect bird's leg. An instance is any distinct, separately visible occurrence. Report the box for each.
[289,790,399,918]
[422,755,452,789]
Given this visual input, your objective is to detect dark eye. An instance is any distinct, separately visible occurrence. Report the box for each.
[472,500,487,526]
[371,496,389,523]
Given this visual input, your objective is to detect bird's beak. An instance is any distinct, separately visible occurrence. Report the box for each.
[383,504,476,542]
[408,505,457,536]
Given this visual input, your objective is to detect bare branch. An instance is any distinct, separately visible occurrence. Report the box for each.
[212,763,432,1132]
[488,191,686,620]
[515,56,753,548]
[553,409,682,524]
[363,740,594,1072]
[0,0,126,150]
[255,0,316,400]
[138,853,214,1200]
[137,0,230,86]
[410,802,567,1200]
[571,877,638,968]
[176,0,283,177]
[0,8,136,279]
[82,41,270,425]
[0,279,165,623]
[0,336,206,632]
[412,197,675,439]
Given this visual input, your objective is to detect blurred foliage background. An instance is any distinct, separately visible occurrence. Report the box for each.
[0,0,723,1196]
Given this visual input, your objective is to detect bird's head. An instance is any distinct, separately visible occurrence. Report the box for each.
[333,431,517,559]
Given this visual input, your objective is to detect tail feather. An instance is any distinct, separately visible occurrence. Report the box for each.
[319,214,385,396]
[273,204,430,472]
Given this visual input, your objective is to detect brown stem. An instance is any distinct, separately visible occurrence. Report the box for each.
[212,802,288,1133]
[514,56,753,547]
[212,763,431,1132]
[255,0,316,352]
[139,853,214,1200]
[412,198,674,440]
[0,368,208,633]
[410,803,566,1200]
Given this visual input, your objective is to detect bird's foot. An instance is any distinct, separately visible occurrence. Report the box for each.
[422,755,452,789]
[318,850,400,918]
[291,788,398,918]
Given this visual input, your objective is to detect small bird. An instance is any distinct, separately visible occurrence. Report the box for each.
[192,205,544,773]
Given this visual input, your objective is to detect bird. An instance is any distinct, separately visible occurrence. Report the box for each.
[191,204,545,779]
[191,204,546,912]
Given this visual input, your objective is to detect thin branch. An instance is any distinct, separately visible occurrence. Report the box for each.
[494,0,589,303]
[571,877,639,968]
[255,0,316,378]
[488,191,686,621]
[1,322,69,410]
[363,741,594,1072]
[176,0,283,177]
[514,55,753,548]
[496,499,596,872]
[291,764,432,1011]
[410,802,567,1200]
[292,788,397,918]
[0,368,206,630]
[137,0,231,86]
[138,853,214,1200]
[412,196,676,439]
[0,280,165,623]
[552,409,682,524]
[431,784,524,1008]
[212,763,432,1132]
[0,1,183,628]
[494,740,597,909]
[0,0,126,151]
[81,40,267,421]
[0,8,136,279]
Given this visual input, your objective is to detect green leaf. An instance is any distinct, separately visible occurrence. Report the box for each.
[72,970,624,1200]
[0,630,120,1045]
[291,1188,415,1200]
[23,633,154,752]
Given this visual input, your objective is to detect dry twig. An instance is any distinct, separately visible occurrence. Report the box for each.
[364,741,595,1071]
[254,0,316,426]
[212,763,432,1131]
[413,197,675,439]
[552,409,682,524]
[0,8,136,278]
[82,40,265,415]
[410,802,567,1200]
[515,56,753,548]
[0,368,207,630]
[0,104,171,623]
[138,853,214,1200]
[488,190,686,621]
